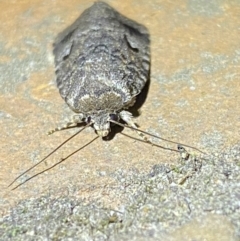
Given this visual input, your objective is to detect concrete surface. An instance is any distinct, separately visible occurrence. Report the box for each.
[0,0,239,240]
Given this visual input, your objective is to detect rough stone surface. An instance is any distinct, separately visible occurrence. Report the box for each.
[1,145,240,240]
[0,0,239,240]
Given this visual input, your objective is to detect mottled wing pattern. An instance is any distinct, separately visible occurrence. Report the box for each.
[53,2,150,112]
[116,11,150,96]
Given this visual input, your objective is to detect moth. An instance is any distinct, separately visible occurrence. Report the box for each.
[9,2,204,190]
[51,1,150,136]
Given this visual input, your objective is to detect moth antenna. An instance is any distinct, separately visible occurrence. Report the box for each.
[48,114,84,135]
[8,123,91,188]
[11,136,99,190]
[109,120,206,154]
[120,132,179,153]
[48,122,75,135]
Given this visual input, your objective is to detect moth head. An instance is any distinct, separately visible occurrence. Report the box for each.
[89,112,119,137]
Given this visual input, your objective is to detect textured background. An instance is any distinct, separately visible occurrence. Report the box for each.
[0,0,239,240]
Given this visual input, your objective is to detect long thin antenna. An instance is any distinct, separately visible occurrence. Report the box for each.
[9,123,91,188]
[120,132,179,152]
[109,120,206,154]
[11,136,99,190]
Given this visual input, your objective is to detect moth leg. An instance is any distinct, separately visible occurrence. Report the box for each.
[119,110,152,144]
[48,114,84,135]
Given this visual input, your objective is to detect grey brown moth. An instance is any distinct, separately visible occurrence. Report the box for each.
[9,2,204,190]
[51,1,150,137]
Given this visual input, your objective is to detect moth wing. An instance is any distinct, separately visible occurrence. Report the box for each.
[53,14,88,99]
[117,15,150,96]
[53,2,150,101]
[119,15,150,54]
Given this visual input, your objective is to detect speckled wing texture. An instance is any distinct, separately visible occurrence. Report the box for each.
[53,2,150,114]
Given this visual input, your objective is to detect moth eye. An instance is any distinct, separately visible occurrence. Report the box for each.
[109,114,118,122]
